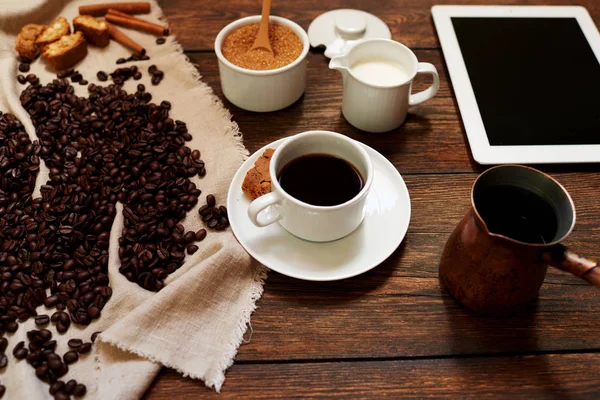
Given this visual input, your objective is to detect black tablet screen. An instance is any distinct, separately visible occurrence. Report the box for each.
[451,17,600,146]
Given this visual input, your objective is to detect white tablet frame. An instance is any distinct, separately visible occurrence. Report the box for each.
[432,5,600,164]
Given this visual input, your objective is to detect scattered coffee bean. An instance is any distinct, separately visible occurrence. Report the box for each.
[187,245,199,255]
[70,73,82,82]
[207,194,216,207]
[67,339,83,349]
[133,71,142,80]
[151,74,161,85]
[195,229,207,241]
[0,354,7,369]
[77,342,92,354]
[74,383,87,397]
[50,381,65,395]
[18,63,30,72]
[55,392,69,400]
[0,338,7,353]
[148,65,157,74]
[156,37,166,45]
[63,351,78,364]
[34,315,50,326]
[79,79,88,85]
[17,74,27,84]
[64,379,77,394]
[0,384,4,398]
[97,70,108,81]
[116,58,127,64]
[25,73,38,84]
[57,68,75,78]
[91,331,101,342]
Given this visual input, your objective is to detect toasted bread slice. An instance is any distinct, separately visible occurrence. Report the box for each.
[73,15,109,47]
[42,32,87,70]
[36,17,71,47]
[15,24,46,60]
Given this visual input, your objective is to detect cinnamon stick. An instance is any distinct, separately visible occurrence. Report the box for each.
[106,22,145,54]
[107,9,169,35]
[79,2,150,17]
[106,13,166,36]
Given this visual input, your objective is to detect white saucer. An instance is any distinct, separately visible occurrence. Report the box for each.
[227,138,411,281]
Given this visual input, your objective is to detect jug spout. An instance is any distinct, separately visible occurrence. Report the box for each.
[329,56,350,78]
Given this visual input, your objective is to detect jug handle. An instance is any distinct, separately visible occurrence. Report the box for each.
[408,62,440,106]
[542,244,600,288]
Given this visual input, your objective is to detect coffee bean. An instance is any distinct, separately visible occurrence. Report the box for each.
[187,245,199,255]
[208,219,219,229]
[19,63,30,72]
[57,68,74,78]
[91,331,101,342]
[195,229,207,241]
[183,231,196,243]
[0,338,7,353]
[148,65,157,74]
[151,75,161,85]
[67,339,82,349]
[0,385,5,397]
[207,194,216,207]
[63,351,78,364]
[35,315,49,325]
[97,71,108,81]
[116,58,126,64]
[77,342,92,354]
[13,342,28,359]
[79,79,88,85]
[133,71,142,80]
[17,74,27,84]
[64,379,77,394]
[25,73,37,82]
[73,384,87,397]
[71,73,82,82]
[0,355,6,369]
[50,381,65,395]
[137,83,145,92]
[55,391,70,400]
[156,37,166,45]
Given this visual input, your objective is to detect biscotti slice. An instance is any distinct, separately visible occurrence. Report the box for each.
[242,148,275,200]
[15,24,46,60]
[36,17,70,47]
[42,32,87,70]
[73,15,109,47]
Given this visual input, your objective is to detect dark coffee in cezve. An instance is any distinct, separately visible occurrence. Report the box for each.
[476,185,558,244]
[278,154,363,206]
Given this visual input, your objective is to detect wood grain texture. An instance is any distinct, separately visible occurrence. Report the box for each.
[159,0,600,51]
[145,353,600,399]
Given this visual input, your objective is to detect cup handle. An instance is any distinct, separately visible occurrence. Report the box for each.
[248,192,284,227]
[408,62,440,106]
[542,244,600,288]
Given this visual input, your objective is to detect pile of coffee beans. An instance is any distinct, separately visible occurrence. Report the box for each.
[199,194,229,231]
[1,55,220,395]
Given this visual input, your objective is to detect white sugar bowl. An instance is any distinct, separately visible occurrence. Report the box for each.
[214,16,310,112]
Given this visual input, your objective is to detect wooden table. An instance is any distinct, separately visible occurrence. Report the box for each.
[147,1,600,397]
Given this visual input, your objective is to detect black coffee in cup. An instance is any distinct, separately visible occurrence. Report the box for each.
[278,154,363,206]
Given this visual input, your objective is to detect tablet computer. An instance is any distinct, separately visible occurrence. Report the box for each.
[432,6,600,164]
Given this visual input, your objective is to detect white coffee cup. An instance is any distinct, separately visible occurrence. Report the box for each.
[329,39,440,133]
[247,131,373,242]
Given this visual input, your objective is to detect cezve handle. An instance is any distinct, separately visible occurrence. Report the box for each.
[409,62,440,106]
[543,244,600,288]
[248,192,283,227]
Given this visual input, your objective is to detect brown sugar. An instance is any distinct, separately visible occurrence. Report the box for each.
[222,23,303,70]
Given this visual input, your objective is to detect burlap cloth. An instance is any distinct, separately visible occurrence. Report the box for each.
[0,0,267,398]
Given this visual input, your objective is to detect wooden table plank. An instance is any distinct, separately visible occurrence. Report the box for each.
[161,0,600,51]
[145,353,600,398]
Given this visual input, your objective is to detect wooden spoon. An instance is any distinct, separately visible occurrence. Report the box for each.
[250,0,273,54]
